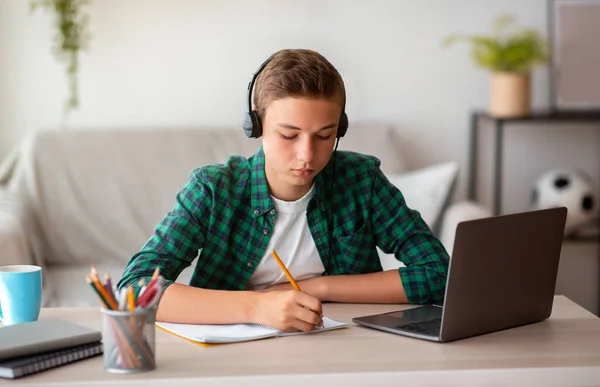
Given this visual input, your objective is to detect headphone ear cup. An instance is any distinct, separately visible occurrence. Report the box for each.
[337,112,349,138]
[242,111,262,138]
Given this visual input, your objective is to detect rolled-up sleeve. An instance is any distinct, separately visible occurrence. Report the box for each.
[370,168,449,304]
[117,172,211,294]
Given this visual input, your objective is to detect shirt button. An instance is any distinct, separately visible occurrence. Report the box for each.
[263,229,269,235]
[247,262,254,268]
[253,210,259,215]
[269,209,275,215]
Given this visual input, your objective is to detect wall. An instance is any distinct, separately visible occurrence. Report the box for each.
[1,0,598,207]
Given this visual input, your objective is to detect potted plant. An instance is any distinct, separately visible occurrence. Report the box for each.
[443,14,549,118]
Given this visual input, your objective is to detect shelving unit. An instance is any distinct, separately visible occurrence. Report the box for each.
[467,109,600,316]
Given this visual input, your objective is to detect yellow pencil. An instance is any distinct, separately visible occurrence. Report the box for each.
[127,286,135,312]
[270,250,301,291]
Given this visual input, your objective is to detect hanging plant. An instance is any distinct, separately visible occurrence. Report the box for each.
[30,0,91,117]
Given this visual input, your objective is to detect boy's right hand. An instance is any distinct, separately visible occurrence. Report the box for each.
[253,290,323,332]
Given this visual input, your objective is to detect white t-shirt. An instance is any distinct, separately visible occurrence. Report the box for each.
[248,184,325,289]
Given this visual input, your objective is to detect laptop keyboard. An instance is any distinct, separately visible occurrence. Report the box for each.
[397,318,442,336]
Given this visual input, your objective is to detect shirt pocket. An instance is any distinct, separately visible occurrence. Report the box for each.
[335,221,374,260]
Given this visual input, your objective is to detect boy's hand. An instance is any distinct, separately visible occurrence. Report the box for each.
[252,290,323,332]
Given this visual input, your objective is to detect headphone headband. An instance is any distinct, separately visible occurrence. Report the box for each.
[242,54,348,139]
[245,56,274,120]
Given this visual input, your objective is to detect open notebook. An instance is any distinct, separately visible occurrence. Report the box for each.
[156,317,347,345]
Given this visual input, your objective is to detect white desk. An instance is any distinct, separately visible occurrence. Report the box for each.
[2,296,600,386]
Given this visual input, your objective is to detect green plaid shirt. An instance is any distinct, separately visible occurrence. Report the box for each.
[118,148,449,304]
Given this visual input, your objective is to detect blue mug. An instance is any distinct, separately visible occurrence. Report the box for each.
[0,265,42,326]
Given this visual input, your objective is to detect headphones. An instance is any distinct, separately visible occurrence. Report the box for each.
[242,55,349,139]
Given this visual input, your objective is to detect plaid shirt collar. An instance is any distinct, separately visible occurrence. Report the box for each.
[250,147,331,217]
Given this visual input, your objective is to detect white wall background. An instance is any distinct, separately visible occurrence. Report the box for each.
[1,0,598,211]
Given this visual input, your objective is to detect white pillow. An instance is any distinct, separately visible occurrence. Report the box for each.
[386,161,459,233]
[377,161,458,270]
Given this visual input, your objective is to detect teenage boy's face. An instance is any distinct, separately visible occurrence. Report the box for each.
[262,97,341,201]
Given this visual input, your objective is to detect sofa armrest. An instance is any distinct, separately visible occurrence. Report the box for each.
[439,201,493,255]
[0,188,32,266]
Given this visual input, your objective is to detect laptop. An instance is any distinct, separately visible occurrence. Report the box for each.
[352,207,567,343]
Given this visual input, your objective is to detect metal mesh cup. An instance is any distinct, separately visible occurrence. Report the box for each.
[101,307,157,374]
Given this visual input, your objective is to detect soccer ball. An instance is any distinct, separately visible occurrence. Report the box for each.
[530,169,596,235]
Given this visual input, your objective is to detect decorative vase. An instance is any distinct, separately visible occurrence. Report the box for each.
[489,72,531,118]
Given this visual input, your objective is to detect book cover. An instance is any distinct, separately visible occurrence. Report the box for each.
[0,319,102,361]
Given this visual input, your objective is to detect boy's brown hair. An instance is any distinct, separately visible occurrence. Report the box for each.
[254,49,346,119]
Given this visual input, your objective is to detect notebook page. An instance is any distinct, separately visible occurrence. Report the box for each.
[156,316,347,344]
[249,317,347,335]
[156,322,277,344]
[277,317,347,336]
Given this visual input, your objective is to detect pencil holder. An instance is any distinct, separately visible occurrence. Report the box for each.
[101,307,156,374]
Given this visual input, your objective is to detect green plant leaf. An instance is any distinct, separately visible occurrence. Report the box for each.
[442,13,549,73]
[491,14,515,36]
[29,0,91,118]
[441,35,459,47]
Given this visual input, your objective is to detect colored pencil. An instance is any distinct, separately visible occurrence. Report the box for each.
[86,275,110,309]
[134,279,145,300]
[104,272,115,301]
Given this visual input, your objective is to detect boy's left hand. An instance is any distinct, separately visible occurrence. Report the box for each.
[266,277,328,301]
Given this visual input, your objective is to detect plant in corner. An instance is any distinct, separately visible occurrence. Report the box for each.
[30,0,91,121]
[442,14,549,118]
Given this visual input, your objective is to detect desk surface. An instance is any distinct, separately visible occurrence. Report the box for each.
[2,296,600,387]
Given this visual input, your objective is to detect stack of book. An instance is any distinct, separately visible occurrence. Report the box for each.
[0,319,102,379]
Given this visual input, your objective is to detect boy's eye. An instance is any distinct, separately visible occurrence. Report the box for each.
[279,133,333,141]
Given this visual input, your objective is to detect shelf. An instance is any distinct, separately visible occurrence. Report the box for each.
[564,235,599,244]
[474,109,600,123]
[468,109,600,216]
[563,222,599,243]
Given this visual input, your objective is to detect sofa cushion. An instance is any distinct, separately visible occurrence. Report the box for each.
[5,128,262,267]
[378,161,459,271]
[336,122,406,174]
[386,161,459,235]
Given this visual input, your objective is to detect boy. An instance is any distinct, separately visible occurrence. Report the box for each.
[118,49,449,333]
